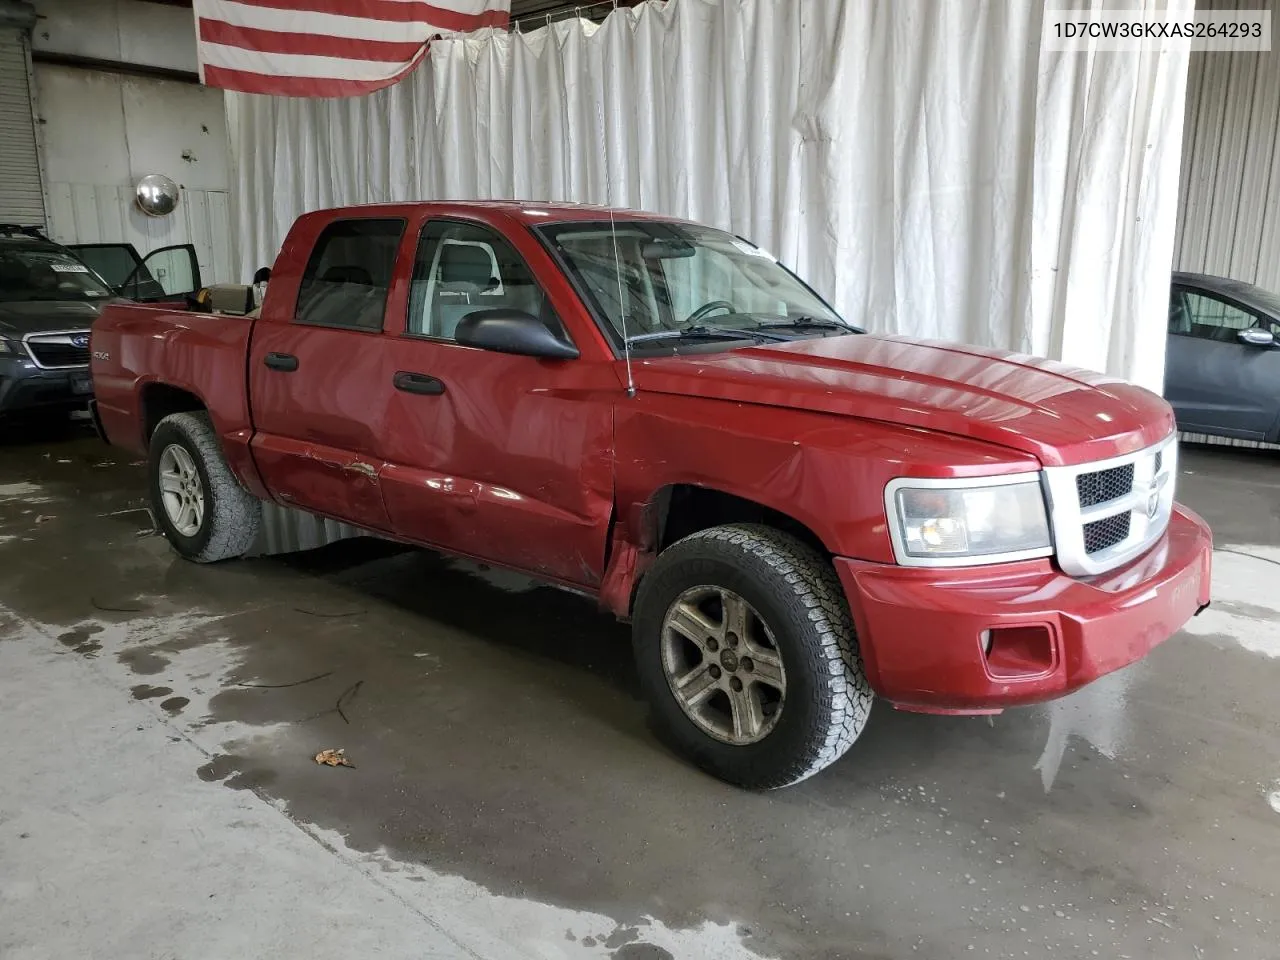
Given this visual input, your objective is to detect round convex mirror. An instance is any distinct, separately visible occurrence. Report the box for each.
[136,174,180,217]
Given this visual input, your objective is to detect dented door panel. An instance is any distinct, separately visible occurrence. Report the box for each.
[247,322,394,531]
[378,340,616,587]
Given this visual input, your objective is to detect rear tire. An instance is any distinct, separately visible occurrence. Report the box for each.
[632,523,873,789]
[148,411,260,562]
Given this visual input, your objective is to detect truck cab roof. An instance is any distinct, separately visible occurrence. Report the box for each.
[298,199,697,227]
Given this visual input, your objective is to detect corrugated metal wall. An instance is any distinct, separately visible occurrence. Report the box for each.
[0,27,45,225]
[44,184,235,285]
[1175,14,1280,290]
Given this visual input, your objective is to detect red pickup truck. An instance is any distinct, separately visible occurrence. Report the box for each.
[90,202,1213,788]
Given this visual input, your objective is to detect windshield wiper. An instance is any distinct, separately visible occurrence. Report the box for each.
[757,316,857,332]
[625,325,788,345]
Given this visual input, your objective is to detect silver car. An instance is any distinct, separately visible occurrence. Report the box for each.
[1166,271,1280,443]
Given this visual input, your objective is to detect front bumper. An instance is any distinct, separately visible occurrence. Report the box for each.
[0,358,93,414]
[835,505,1213,713]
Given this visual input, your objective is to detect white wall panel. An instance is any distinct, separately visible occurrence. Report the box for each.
[30,0,200,74]
[1175,9,1280,291]
[32,62,234,283]
[228,0,1192,390]
[34,65,229,191]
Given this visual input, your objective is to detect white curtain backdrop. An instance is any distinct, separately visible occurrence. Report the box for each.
[226,0,1191,391]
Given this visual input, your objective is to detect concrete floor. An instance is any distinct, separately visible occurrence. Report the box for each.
[0,418,1277,960]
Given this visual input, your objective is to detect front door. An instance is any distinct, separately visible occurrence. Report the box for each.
[246,217,408,531]
[377,218,617,587]
[1165,285,1280,439]
[69,243,201,303]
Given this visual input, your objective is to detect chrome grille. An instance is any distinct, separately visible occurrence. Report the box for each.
[23,331,91,369]
[1042,434,1178,577]
[1076,463,1135,508]
[1083,513,1131,554]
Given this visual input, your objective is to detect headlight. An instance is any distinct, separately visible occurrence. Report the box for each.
[0,337,26,357]
[885,475,1052,566]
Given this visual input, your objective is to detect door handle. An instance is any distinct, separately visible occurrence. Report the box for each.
[264,352,298,372]
[393,371,445,396]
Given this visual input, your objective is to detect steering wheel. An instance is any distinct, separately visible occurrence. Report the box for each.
[683,300,737,325]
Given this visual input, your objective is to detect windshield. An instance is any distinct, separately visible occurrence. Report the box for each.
[538,221,849,349]
[0,244,113,303]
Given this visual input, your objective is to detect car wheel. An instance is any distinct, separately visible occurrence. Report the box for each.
[632,523,873,789]
[148,411,261,562]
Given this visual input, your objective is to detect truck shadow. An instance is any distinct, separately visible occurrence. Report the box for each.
[274,537,642,696]
[261,535,1027,776]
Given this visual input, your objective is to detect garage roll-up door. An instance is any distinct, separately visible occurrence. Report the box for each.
[0,26,44,225]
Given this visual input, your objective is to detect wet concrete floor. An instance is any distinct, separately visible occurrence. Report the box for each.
[0,418,1277,959]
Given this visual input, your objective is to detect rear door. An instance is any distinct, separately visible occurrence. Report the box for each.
[246,217,407,531]
[376,217,617,586]
[1165,284,1280,439]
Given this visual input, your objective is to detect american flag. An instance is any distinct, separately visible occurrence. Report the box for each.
[193,0,511,97]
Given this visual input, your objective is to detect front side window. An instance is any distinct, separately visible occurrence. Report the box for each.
[407,220,563,340]
[539,221,848,350]
[1170,287,1268,343]
[296,218,405,330]
[0,243,113,303]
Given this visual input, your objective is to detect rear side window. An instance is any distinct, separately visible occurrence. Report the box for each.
[296,218,405,330]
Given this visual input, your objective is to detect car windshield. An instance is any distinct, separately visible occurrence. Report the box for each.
[0,244,113,303]
[538,221,851,349]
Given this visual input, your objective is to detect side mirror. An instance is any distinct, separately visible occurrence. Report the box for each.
[1237,327,1275,348]
[455,309,579,360]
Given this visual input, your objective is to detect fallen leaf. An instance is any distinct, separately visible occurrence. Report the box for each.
[314,748,354,768]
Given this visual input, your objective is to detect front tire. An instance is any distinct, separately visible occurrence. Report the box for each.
[632,524,874,789]
[149,411,261,562]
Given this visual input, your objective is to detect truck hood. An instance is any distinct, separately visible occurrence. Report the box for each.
[0,299,105,336]
[632,334,1174,467]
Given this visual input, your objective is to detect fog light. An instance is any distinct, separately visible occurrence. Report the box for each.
[984,624,1055,679]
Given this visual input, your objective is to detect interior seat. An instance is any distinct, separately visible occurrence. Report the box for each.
[434,244,497,339]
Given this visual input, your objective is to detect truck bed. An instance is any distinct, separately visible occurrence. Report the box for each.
[91,302,264,493]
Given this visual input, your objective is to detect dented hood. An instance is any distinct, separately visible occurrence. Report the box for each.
[632,334,1174,467]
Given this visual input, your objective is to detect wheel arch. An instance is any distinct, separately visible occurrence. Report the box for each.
[652,483,831,558]
[139,381,208,445]
[600,483,834,620]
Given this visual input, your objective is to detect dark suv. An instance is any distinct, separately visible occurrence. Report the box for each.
[0,226,199,419]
